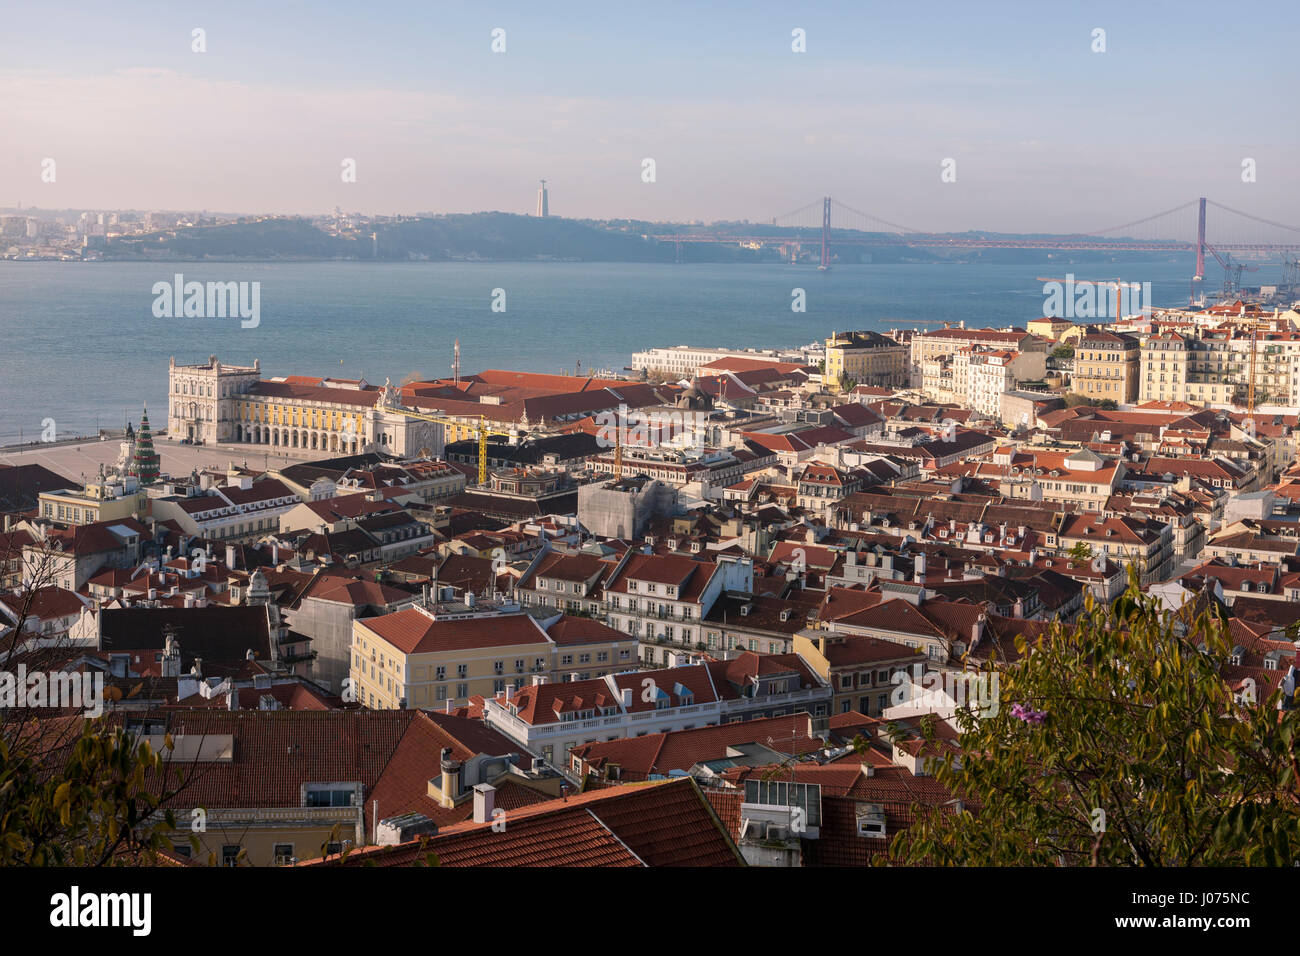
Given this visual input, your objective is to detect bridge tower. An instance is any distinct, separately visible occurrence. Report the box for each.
[1194,197,1207,280]
[819,197,831,270]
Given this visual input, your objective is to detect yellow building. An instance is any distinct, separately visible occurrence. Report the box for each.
[793,629,926,717]
[353,605,637,711]
[38,474,146,526]
[1027,317,1078,342]
[140,708,559,865]
[824,330,909,389]
[1073,330,1140,403]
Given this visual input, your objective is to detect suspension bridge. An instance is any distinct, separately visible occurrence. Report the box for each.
[651,197,1300,275]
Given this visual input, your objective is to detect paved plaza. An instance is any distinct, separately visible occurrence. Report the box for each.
[0,436,326,485]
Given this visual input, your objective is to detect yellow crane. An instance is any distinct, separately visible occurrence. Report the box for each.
[377,401,504,486]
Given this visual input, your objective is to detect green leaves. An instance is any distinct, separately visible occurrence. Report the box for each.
[0,723,187,866]
[888,575,1300,867]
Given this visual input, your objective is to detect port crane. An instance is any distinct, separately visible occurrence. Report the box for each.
[1201,244,1259,300]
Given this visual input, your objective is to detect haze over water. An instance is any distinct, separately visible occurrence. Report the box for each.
[0,257,1220,444]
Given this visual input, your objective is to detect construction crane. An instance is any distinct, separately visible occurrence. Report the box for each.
[376,400,505,486]
[1035,277,1139,324]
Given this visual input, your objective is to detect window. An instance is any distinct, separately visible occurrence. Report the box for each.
[457,664,467,678]
[305,788,355,808]
[222,845,241,867]
[273,844,295,866]
[435,665,446,680]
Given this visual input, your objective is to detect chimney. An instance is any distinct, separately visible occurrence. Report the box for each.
[1013,596,1024,619]
[532,674,547,687]
[971,613,986,649]
[439,749,462,807]
[818,634,828,657]
[225,544,236,569]
[472,784,496,824]
[913,552,927,583]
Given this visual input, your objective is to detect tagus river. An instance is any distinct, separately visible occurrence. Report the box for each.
[0,258,1209,443]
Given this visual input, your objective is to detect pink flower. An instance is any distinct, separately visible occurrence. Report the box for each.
[1011,702,1046,724]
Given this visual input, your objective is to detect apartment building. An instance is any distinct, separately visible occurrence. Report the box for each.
[793,631,927,717]
[352,601,636,711]
[975,446,1124,511]
[1048,513,1175,586]
[601,552,754,665]
[630,345,810,378]
[796,463,864,518]
[515,549,624,616]
[1139,327,1300,408]
[151,475,301,543]
[1073,330,1140,403]
[482,654,830,768]
[909,327,1046,382]
[352,605,553,710]
[953,348,1047,419]
[824,331,910,389]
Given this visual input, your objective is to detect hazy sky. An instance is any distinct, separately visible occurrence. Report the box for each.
[2,0,1297,233]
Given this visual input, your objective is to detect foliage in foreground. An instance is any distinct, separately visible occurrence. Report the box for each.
[0,720,192,866]
[888,574,1300,866]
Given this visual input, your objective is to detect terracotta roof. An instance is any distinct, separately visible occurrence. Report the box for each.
[300,777,742,867]
[361,608,550,655]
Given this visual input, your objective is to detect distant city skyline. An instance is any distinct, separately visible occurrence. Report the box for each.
[2,0,1297,232]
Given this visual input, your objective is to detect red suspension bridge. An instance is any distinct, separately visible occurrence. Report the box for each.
[651,197,1300,270]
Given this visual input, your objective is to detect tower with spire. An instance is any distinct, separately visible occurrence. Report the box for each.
[129,406,161,485]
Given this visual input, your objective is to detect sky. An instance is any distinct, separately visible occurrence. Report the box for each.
[2,0,1297,233]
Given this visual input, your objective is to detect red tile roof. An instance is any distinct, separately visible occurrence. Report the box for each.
[362,608,550,655]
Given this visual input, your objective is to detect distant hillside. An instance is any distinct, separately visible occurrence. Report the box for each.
[101,213,752,263]
[94,212,1191,266]
[107,218,352,259]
